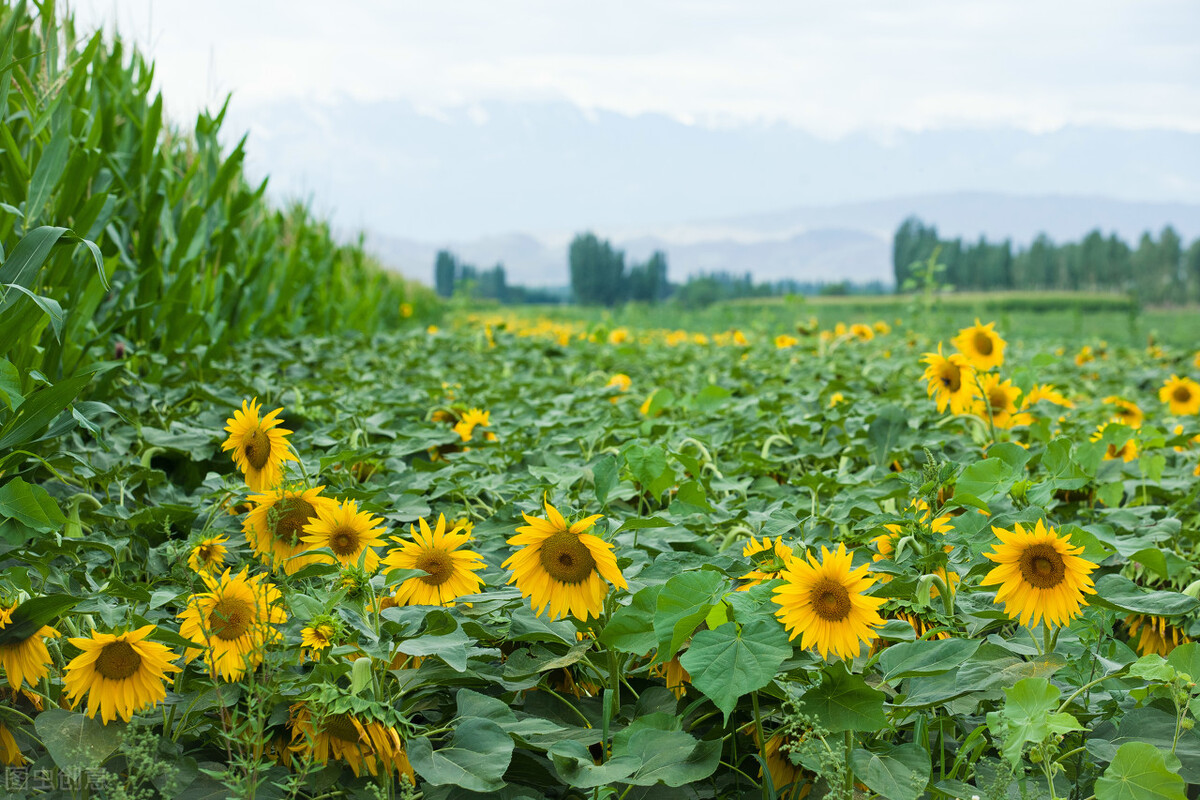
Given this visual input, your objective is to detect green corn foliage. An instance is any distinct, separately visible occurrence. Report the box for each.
[0,0,434,470]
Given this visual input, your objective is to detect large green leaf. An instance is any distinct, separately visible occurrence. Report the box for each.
[408,717,514,793]
[1094,742,1186,800]
[612,713,722,787]
[985,678,1082,767]
[679,619,792,721]
[850,742,931,800]
[653,570,727,661]
[548,741,639,789]
[0,594,78,643]
[794,662,886,733]
[600,584,662,655]
[878,637,982,683]
[1089,575,1198,617]
[0,476,66,532]
[34,709,123,771]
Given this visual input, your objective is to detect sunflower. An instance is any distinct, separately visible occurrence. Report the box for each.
[289,705,414,780]
[178,568,286,681]
[62,626,180,724]
[738,536,796,590]
[872,500,957,594]
[921,345,978,414]
[1103,396,1143,429]
[0,605,58,690]
[221,398,298,491]
[1074,346,1095,366]
[951,319,1006,371]
[775,334,799,349]
[1160,375,1200,416]
[650,655,691,699]
[849,323,875,342]
[504,500,627,622]
[1125,614,1191,657]
[187,535,229,575]
[1021,384,1074,410]
[760,731,814,799]
[972,374,1025,429]
[382,514,486,607]
[300,618,338,660]
[980,520,1096,628]
[243,486,339,574]
[1091,423,1139,462]
[453,408,492,442]
[0,723,23,766]
[607,373,632,393]
[301,499,385,571]
[772,544,886,660]
[895,609,952,641]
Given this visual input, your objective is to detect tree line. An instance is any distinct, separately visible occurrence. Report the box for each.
[894,217,1200,304]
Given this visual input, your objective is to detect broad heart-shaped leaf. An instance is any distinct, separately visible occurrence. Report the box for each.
[986,677,1082,767]
[878,637,982,683]
[548,740,639,788]
[1094,742,1186,800]
[0,476,66,532]
[408,717,514,793]
[1167,642,1200,682]
[1089,574,1199,617]
[601,584,661,655]
[0,595,78,644]
[679,619,792,721]
[955,456,1019,503]
[794,662,886,733]
[624,442,668,488]
[592,454,620,506]
[867,404,908,467]
[392,624,472,671]
[612,713,722,787]
[653,570,727,662]
[850,742,931,800]
[34,709,123,770]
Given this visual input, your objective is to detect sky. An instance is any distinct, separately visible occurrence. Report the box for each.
[70,1,1200,243]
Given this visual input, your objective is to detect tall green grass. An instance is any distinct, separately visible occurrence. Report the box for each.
[0,0,432,472]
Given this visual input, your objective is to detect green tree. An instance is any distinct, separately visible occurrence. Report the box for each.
[569,233,626,306]
[435,250,457,298]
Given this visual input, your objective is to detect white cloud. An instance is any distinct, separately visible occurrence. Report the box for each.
[71,0,1200,136]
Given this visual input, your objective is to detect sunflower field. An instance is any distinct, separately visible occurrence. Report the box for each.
[6,2,1200,800]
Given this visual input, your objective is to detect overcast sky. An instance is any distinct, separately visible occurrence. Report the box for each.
[73,1,1200,134]
[69,1,1200,242]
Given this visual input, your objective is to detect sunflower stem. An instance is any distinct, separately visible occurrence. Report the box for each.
[1043,622,1053,656]
[843,730,854,799]
[751,691,768,799]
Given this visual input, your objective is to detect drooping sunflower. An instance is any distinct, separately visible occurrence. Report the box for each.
[301,498,385,572]
[921,345,978,414]
[289,705,414,780]
[0,604,58,690]
[1125,614,1191,657]
[872,500,957,594]
[503,500,628,621]
[187,535,229,575]
[243,486,339,574]
[980,520,1097,628]
[221,398,298,491]
[178,568,286,681]
[1021,383,1074,410]
[650,655,691,699]
[951,319,1006,371]
[1160,375,1200,416]
[1090,423,1139,463]
[381,514,486,607]
[772,544,886,660]
[738,536,796,590]
[759,731,814,799]
[0,723,23,766]
[1103,396,1144,429]
[62,626,180,724]
[972,374,1025,429]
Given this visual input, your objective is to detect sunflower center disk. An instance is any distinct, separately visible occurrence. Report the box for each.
[95,641,143,680]
[810,578,852,622]
[539,531,597,585]
[329,527,360,556]
[1174,386,1191,402]
[415,550,454,586]
[243,428,272,470]
[324,713,362,743]
[274,499,316,546]
[939,365,961,392]
[209,596,255,640]
[988,389,1007,412]
[973,332,994,355]
[1018,545,1066,589]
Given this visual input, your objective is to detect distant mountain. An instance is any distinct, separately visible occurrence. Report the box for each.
[366,192,1200,288]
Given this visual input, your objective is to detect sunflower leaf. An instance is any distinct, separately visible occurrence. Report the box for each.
[0,594,77,643]
[678,619,792,722]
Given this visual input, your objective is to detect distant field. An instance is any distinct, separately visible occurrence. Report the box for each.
[519,292,1200,349]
